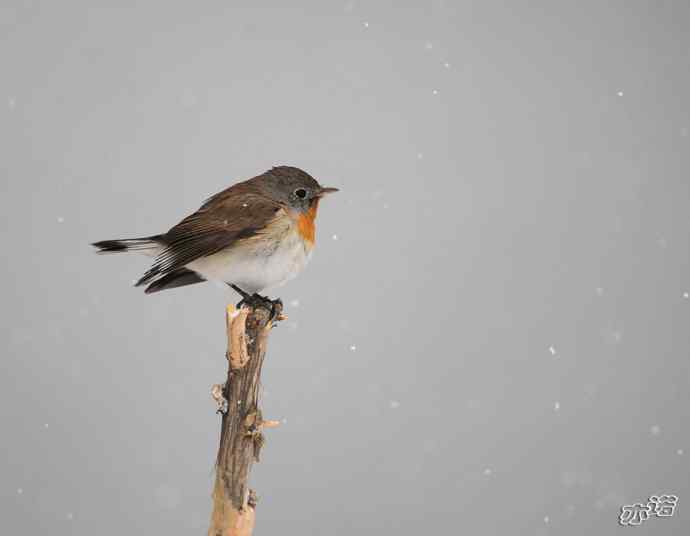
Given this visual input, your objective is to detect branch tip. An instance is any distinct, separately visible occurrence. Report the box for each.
[261,420,281,429]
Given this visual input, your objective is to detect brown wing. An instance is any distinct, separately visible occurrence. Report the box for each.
[135,189,281,287]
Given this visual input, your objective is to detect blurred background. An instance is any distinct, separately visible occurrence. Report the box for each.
[1,1,689,534]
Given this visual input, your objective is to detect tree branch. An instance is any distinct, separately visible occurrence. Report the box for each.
[208,303,283,536]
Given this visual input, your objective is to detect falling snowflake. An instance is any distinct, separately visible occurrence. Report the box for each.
[332,234,338,241]
[554,401,560,411]
[483,468,492,476]
[290,299,300,308]
[389,400,400,409]
[604,329,622,344]
[425,42,433,50]
[432,89,439,95]
[349,345,357,352]
[57,217,65,224]
[417,152,424,160]
[363,21,369,28]
[650,425,661,436]
[596,287,604,296]
[8,97,16,110]
[617,91,624,97]
[443,62,451,68]
[543,516,550,524]
[683,292,688,299]
[549,346,557,356]
[677,449,684,456]
[17,488,23,495]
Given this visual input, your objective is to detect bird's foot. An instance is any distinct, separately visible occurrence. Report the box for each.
[237,293,283,322]
[229,284,282,323]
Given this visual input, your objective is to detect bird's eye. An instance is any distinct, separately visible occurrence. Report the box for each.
[294,188,308,199]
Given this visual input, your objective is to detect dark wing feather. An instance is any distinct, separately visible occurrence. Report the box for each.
[136,190,280,287]
[144,268,205,294]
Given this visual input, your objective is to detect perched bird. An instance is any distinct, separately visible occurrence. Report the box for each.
[92,166,338,312]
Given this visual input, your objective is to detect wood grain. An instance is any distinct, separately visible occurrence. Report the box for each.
[208,303,283,536]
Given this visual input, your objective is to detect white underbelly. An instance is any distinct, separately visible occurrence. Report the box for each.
[186,229,313,294]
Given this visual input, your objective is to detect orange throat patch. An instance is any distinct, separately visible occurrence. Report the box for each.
[295,200,320,246]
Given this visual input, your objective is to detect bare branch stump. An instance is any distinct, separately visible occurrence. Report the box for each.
[208,303,284,536]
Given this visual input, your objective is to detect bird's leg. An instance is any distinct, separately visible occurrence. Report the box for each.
[229,284,252,305]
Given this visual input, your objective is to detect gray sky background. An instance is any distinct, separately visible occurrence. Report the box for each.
[1,1,689,535]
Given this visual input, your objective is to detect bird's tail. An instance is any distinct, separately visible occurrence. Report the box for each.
[91,235,163,256]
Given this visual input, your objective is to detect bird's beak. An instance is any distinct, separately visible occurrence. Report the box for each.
[317,186,339,197]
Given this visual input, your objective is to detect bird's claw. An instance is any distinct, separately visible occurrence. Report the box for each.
[237,293,283,323]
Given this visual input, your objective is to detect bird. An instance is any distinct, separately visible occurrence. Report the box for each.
[92,166,338,314]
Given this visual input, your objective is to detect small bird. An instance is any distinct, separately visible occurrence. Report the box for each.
[92,166,338,312]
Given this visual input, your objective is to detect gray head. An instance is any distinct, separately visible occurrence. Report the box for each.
[258,166,339,212]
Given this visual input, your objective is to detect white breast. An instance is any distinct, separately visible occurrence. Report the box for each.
[186,221,313,294]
